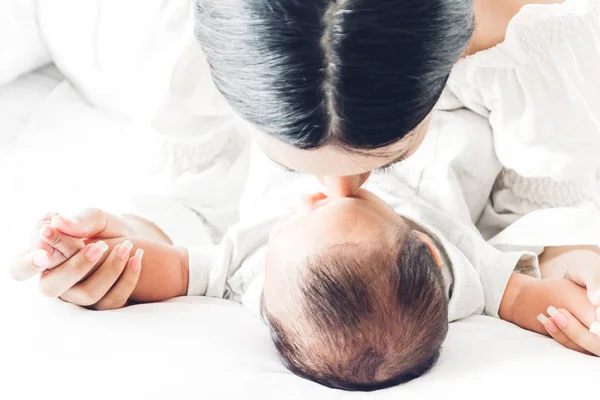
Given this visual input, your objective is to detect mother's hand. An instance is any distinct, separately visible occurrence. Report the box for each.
[539,306,600,356]
[49,239,143,310]
[9,208,143,310]
[9,208,136,281]
[48,208,137,241]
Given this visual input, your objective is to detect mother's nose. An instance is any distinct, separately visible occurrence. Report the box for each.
[318,173,372,197]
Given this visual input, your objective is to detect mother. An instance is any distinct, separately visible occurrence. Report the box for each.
[198,0,477,195]
[10,0,600,353]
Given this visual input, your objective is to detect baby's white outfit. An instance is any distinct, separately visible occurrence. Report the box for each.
[181,108,540,324]
[131,2,600,323]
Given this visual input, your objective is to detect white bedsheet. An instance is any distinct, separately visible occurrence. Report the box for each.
[1,68,598,400]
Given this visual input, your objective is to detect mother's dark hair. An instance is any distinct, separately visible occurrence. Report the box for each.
[195,0,474,150]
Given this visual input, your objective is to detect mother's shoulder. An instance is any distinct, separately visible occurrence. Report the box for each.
[465,0,563,56]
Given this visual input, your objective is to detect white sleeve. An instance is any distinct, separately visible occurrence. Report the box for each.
[0,0,51,86]
[187,244,222,296]
[489,207,600,250]
[473,244,540,318]
[478,168,600,247]
[453,218,540,318]
[448,1,600,181]
[186,216,275,298]
[123,39,250,244]
[437,226,540,321]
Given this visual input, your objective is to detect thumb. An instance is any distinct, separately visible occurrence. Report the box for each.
[580,272,600,307]
[589,286,600,307]
[50,208,133,239]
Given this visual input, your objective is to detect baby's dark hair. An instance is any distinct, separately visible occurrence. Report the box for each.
[196,0,474,151]
[265,230,449,391]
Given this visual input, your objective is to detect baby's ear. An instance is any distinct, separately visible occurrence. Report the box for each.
[414,231,444,270]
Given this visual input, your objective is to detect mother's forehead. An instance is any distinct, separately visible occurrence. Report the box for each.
[252,124,428,176]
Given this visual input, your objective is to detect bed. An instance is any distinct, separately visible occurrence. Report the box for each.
[1,2,598,399]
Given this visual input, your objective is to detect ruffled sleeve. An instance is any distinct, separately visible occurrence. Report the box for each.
[125,39,251,245]
[477,168,600,252]
[447,0,600,181]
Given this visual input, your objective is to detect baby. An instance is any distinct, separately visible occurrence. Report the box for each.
[187,144,550,390]
[14,114,600,391]
[259,189,451,390]
[27,159,599,390]
[21,145,562,391]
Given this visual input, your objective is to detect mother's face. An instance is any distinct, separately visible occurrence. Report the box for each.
[253,116,431,196]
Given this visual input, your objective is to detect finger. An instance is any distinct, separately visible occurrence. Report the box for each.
[33,212,57,236]
[39,225,85,262]
[33,234,56,263]
[60,241,134,306]
[33,219,56,256]
[50,209,133,239]
[9,249,49,281]
[11,214,59,281]
[93,249,143,311]
[537,314,587,353]
[588,289,600,307]
[561,280,598,328]
[548,307,600,356]
[38,241,109,298]
[566,265,600,307]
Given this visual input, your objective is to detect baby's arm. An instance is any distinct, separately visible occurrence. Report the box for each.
[93,237,189,303]
[500,273,596,336]
[499,247,600,355]
[42,230,189,306]
[12,209,191,309]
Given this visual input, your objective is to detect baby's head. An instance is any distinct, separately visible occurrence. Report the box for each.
[263,190,449,391]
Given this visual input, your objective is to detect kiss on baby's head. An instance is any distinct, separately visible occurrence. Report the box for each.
[261,190,449,391]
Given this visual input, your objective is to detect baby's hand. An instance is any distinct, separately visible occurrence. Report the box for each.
[37,215,86,269]
[10,212,86,280]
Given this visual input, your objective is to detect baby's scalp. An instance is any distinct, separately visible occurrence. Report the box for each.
[263,224,450,391]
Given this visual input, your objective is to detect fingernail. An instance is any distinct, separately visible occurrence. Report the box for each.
[117,240,133,260]
[40,225,53,238]
[132,249,144,272]
[591,322,600,337]
[537,314,558,334]
[547,306,568,328]
[86,241,108,262]
[33,251,50,268]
